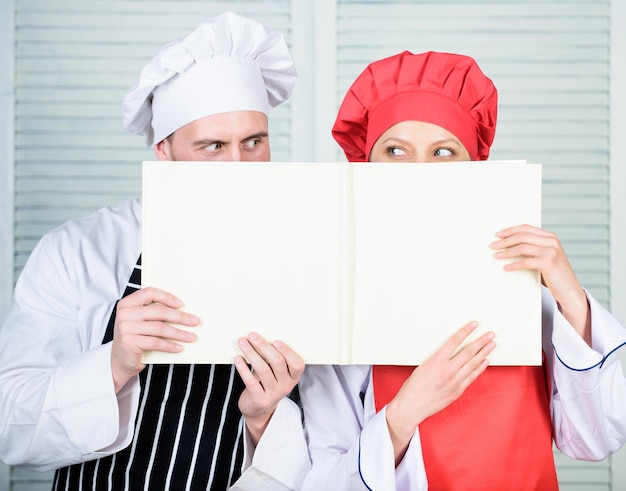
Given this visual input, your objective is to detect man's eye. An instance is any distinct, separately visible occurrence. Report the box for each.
[204,142,221,152]
[243,139,260,149]
[434,147,453,157]
[387,146,406,157]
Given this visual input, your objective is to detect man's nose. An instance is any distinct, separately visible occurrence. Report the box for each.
[225,147,242,162]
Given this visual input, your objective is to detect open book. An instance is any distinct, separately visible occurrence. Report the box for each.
[142,160,542,365]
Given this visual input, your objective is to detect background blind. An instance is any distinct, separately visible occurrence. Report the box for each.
[2,0,622,490]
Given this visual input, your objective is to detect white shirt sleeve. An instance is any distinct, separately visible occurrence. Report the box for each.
[231,397,311,490]
[544,288,626,460]
[299,365,427,491]
[0,204,142,470]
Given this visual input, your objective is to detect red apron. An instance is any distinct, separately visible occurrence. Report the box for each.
[373,364,559,490]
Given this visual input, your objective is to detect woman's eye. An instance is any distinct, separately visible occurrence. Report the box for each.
[434,147,453,157]
[387,146,406,157]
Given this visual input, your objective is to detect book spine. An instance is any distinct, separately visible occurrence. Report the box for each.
[338,162,355,364]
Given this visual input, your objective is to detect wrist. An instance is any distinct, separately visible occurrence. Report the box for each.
[386,398,419,443]
[244,410,274,446]
[111,357,138,394]
[559,288,588,319]
[557,288,591,344]
[385,399,419,466]
[112,370,133,394]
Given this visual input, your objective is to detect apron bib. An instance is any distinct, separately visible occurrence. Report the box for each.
[373,363,558,491]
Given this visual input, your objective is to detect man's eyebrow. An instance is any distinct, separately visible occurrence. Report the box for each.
[241,132,268,142]
[192,138,223,147]
[191,132,268,147]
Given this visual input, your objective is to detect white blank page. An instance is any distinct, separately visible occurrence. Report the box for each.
[351,162,542,365]
[142,161,342,364]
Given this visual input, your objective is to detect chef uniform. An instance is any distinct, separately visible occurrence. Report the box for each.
[0,12,310,491]
[299,50,626,491]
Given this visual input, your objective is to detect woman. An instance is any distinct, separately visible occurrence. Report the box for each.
[299,51,626,490]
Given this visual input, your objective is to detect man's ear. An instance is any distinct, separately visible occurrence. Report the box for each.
[153,139,170,160]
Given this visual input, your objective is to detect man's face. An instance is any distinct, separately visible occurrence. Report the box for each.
[154,110,271,162]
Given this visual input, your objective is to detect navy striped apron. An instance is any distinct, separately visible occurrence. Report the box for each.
[52,256,245,490]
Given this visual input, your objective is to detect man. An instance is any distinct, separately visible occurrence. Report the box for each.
[0,12,310,490]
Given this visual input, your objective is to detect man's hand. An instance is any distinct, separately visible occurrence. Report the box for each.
[111,287,199,392]
[234,332,305,445]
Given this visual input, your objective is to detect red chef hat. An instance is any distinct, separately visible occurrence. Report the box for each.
[332,51,498,162]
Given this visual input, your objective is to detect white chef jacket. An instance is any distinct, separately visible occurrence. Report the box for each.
[0,198,310,490]
[299,288,626,490]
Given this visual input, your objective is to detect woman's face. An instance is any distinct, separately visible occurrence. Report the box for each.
[369,120,471,163]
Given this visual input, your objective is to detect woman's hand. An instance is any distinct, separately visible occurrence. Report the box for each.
[491,224,590,344]
[386,322,495,464]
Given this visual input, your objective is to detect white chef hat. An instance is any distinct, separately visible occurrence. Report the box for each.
[121,11,297,147]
